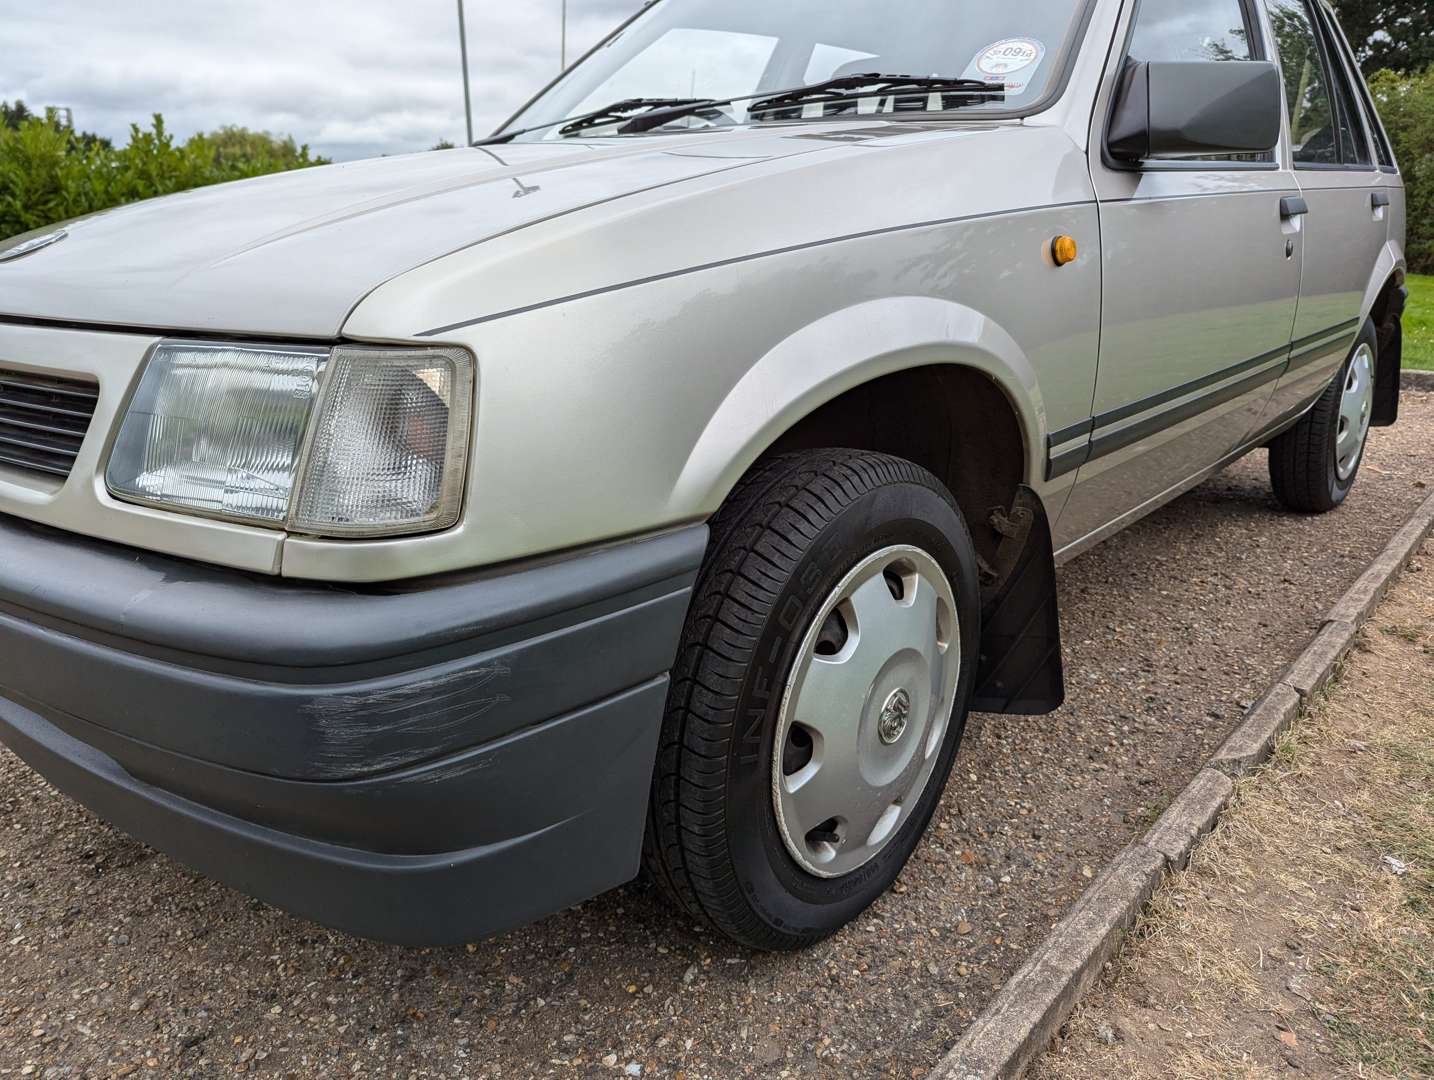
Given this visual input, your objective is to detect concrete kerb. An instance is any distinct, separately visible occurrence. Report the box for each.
[1401,370,1434,393]
[926,489,1434,1080]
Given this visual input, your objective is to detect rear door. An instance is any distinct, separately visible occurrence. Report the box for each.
[1056,0,1301,549]
[1261,0,1387,420]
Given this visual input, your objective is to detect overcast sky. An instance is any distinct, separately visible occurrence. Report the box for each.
[0,0,644,161]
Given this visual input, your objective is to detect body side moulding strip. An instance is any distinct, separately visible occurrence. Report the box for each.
[1044,318,1360,479]
[1290,317,1360,353]
[1087,360,1286,463]
[1288,330,1357,371]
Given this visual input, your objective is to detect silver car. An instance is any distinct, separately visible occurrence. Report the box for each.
[0,0,1408,950]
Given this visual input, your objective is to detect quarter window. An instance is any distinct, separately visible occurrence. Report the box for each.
[1362,71,1397,168]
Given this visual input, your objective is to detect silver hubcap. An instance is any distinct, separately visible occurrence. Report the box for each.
[772,545,960,879]
[1336,343,1375,482]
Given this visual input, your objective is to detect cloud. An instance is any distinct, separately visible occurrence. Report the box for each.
[0,0,644,160]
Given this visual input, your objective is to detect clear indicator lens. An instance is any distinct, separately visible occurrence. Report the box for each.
[290,347,473,537]
[106,344,323,524]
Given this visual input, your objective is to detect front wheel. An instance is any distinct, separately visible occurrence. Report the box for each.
[643,450,980,950]
[1269,320,1378,513]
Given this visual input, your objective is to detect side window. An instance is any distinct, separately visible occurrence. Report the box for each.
[1266,0,1339,164]
[1316,8,1373,166]
[1127,0,1256,63]
[1373,126,1396,170]
[1126,0,1271,163]
[1321,6,1392,167]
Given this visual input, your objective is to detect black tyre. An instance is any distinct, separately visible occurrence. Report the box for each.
[1270,320,1378,514]
[643,450,981,950]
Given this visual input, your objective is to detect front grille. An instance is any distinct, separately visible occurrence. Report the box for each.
[0,367,100,479]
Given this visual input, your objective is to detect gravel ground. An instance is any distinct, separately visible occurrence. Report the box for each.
[2,392,1432,1080]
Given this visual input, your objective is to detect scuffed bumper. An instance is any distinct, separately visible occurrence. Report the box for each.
[0,514,705,944]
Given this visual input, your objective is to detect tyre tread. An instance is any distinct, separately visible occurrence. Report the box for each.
[641,449,962,949]
[1269,323,1375,514]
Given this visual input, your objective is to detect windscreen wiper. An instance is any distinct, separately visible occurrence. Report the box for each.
[558,97,719,137]
[477,97,716,145]
[480,73,1005,145]
[747,74,1006,118]
[618,74,1005,133]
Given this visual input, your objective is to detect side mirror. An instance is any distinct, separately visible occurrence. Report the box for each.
[1108,60,1283,163]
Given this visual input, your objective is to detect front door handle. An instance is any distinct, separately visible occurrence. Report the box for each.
[1280,196,1309,220]
[1372,191,1391,209]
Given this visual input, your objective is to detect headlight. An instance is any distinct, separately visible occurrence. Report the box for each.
[106,341,474,538]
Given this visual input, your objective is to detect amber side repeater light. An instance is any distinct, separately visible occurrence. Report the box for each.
[1051,235,1078,267]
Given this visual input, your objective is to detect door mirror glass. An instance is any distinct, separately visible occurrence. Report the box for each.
[1108,60,1283,163]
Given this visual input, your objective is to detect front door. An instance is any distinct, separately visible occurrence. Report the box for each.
[1055,0,1302,551]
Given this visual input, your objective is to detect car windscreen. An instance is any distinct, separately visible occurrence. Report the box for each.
[500,0,1090,140]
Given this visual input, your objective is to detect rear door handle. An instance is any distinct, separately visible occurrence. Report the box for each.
[1372,191,1391,209]
[1280,196,1309,220]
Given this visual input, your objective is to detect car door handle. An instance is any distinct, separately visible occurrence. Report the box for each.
[1372,191,1391,209]
[1280,196,1309,220]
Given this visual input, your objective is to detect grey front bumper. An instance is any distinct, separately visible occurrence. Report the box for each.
[0,514,705,944]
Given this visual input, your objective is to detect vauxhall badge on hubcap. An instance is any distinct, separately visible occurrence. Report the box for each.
[878,688,912,745]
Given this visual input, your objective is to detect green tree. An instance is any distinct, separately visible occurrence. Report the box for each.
[2,99,111,151]
[1368,67,1434,273]
[1332,0,1434,75]
[203,125,325,169]
[1,100,36,131]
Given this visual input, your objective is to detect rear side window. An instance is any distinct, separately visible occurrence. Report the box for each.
[1321,6,1397,168]
[1316,8,1373,165]
[1266,0,1338,164]
[1268,0,1374,168]
[1127,0,1255,63]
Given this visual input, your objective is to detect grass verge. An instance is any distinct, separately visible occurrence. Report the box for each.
[1407,273,1433,371]
[1031,540,1434,1080]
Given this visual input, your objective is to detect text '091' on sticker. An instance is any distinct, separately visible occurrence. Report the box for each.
[963,38,1046,95]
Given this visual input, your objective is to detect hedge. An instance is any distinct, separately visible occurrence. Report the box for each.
[0,113,325,242]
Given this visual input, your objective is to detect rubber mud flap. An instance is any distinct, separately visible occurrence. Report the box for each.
[972,486,1064,715]
[1372,318,1402,428]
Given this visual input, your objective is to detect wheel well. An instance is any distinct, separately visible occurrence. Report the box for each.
[759,365,1028,577]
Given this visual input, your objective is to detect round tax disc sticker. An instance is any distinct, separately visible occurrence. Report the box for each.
[968,39,1046,92]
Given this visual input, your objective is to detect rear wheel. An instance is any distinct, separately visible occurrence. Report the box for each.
[1269,320,1377,513]
[643,449,980,950]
